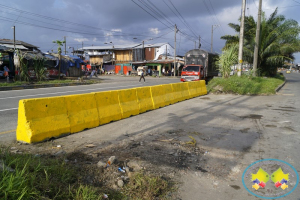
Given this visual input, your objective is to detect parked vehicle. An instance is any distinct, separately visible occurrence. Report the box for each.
[137,66,148,76]
[180,49,219,82]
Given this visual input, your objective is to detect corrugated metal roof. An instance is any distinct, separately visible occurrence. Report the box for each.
[0,39,38,48]
[80,43,142,51]
[1,44,28,50]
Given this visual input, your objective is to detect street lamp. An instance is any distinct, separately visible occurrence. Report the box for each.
[68,46,74,56]
[104,42,114,65]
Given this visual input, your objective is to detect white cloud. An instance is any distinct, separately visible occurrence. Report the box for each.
[111,29,122,32]
[74,38,89,43]
[149,28,160,35]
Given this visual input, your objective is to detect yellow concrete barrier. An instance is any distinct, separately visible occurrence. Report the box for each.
[118,88,139,118]
[200,80,207,95]
[94,91,122,125]
[136,86,154,113]
[150,85,167,109]
[188,81,200,98]
[160,84,176,105]
[65,93,99,133]
[171,82,191,102]
[16,97,70,143]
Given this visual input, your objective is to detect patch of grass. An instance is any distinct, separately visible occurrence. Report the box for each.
[207,74,284,95]
[0,149,173,200]
[123,172,170,200]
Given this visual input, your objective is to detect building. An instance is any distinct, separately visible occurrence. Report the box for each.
[80,42,183,76]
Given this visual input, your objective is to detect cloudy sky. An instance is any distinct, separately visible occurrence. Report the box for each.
[0,0,300,63]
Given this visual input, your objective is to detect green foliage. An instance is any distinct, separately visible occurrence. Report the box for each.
[123,172,169,199]
[32,56,46,81]
[217,44,238,78]
[16,50,31,82]
[53,40,65,55]
[221,8,300,76]
[207,74,284,95]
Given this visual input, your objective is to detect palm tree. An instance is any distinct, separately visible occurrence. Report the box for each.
[52,40,65,79]
[221,8,300,76]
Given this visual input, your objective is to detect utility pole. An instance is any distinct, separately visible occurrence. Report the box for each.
[195,41,196,49]
[211,25,219,52]
[174,24,177,77]
[64,36,66,55]
[237,0,246,77]
[142,40,144,60]
[253,0,262,77]
[199,36,201,49]
[13,26,15,51]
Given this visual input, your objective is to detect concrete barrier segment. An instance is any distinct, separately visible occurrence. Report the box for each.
[16,97,71,143]
[188,81,200,98]
[160,84,176,105]
[118,88,139,119]
[93,91,122,125]
[136,86,154,113]
[200,80,207,95]
[64,93,99,133]
[150,85,168,109]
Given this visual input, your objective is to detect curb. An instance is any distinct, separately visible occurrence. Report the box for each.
[275,80,286,93]
[0,82,94,91]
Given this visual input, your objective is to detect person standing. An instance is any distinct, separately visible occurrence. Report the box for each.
[4,66,9,82]
[139,69,145,82]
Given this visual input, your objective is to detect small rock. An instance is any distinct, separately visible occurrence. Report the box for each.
[10,147,17,150]
[97,161,107,168]
[213,181,219,186]
[112,184,118,190]
[117,180,124,188]
[222,163,226,166]
[127,160,142,171]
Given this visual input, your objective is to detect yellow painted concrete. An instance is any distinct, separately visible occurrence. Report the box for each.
[118,88,139,118]
[93,91,122,125]
[136,86,154,113]
[16,97,70,143]
[151,85,167,109]
[65,93,99,133]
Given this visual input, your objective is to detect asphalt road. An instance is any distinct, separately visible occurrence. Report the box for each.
[0,72,299,199]
[0,75,180,135]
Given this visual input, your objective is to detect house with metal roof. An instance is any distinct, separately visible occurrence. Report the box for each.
[80,42,182,76]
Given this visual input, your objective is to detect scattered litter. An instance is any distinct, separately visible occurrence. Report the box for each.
[204,151,209,155]
[186,136,196,146]
[57,145,62,148]
[103,194,108,199]
[108,156,116,165]
[159,138,174,142]
[118,167,125,173]
[85,144,96,148]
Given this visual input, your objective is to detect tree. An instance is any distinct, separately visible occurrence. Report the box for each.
[221,8,300,76]
[217,44,238,78]
[52,40,65,79]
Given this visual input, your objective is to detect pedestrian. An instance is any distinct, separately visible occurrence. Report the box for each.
[4,66,9,81]
[139,69,145,82]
